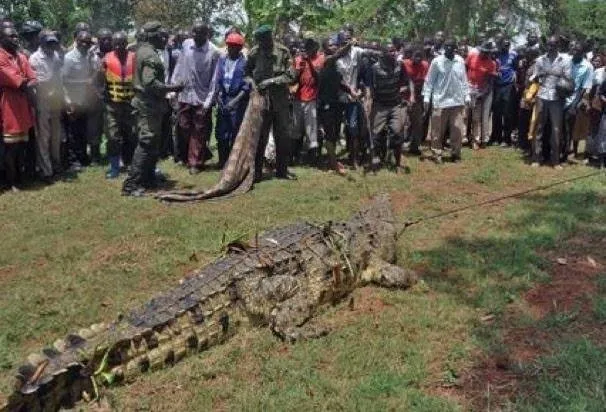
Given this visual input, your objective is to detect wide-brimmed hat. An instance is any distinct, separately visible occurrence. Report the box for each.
[40,30,58,44]
[20,20,42,35]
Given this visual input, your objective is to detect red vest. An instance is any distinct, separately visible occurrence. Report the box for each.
[104,51,135,102]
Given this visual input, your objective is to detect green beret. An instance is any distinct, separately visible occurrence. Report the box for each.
[254,24,272,36]
[142,21,162,34]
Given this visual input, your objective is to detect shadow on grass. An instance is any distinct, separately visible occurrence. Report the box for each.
[408,183,606,408]
[416,187,606,314]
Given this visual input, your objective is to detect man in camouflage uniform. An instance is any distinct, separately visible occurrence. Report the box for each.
[122,22,183,197]
[246,24,296,181]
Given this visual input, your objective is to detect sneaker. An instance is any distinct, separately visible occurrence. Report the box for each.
[69,162,82,173]
[189,167,202,175]
[276,171,298,181]
[553,164,564,170]
[499,142,509,148]
[105,169,120,179]
[122,188,146,197]
[472,142,480,151]
[155,168,168,181]
[531,162,540,168]
[395,165,411,174]
[335,162,347,176]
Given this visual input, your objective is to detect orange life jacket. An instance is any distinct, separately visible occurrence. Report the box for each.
[104,51,135,103]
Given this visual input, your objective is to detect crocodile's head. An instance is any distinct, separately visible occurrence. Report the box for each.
[357,194,398,264]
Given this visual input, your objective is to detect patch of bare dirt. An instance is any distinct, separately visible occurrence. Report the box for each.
[453,235,606,411]
[325,287,393,328]
[0,264,18,282]
[524,255,600,319]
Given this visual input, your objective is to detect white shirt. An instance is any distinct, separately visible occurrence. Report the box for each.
[336,46,364,91]
[29,48,62,83]
[593,67,605,87]
[423,54,470,109]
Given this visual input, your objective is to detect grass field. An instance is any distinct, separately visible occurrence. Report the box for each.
[1,147,606,411]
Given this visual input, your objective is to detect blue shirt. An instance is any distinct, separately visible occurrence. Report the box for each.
[216,54,249,102]
[496,50,517,86]
[566,58,594,108]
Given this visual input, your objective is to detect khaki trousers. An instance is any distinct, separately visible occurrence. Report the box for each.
[35,102,62,177]
[470,91,493,145]
[431,106,465,158]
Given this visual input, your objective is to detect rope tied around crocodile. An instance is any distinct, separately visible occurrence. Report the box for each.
[396,170,603,239]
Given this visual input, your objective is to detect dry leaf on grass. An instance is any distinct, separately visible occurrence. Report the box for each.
[587,256,598,268]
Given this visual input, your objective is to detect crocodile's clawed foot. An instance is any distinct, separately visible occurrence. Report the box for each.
[274,323,331,344]
[362,258,418,289]
[269,295,332,343]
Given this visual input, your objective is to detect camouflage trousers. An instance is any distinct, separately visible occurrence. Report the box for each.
[122,106,163,193]
[106,102,136,164]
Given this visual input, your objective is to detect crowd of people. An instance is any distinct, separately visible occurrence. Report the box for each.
[0,17,605,196]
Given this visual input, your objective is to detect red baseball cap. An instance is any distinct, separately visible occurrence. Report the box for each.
[226,33,245,46]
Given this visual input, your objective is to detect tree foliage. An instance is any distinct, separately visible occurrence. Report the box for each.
[560,0,606,39]
[241,0,545,41]
[0,0,604,44]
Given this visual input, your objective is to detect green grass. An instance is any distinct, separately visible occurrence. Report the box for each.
[1,147,606,410]
[517,339,606,412]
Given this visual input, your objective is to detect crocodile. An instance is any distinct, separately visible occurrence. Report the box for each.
[2,194,417,411]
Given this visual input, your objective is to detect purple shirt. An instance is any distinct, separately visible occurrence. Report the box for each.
[171,38,220,108]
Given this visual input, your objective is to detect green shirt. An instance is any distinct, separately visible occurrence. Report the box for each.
[246,42,295,86]
[133,42,169,111]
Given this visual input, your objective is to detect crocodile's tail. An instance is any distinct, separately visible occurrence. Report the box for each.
[4,298,239,411]
[155,88,265,202]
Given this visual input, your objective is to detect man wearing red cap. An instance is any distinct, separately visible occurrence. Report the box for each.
[215,32,249,168]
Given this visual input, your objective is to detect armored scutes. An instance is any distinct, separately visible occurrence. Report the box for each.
[3,195,417,411]
[155,88,265,202]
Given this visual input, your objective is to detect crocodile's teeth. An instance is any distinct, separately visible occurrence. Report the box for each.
[26,353,46,367]
[53,339,67,353]
[90,323,107,334]
[78,328,94,340]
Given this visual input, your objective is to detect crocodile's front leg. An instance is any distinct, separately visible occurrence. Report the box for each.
[269,294,331,343]
[361,257,417,289]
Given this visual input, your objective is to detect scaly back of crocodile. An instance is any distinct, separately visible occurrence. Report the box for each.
[3,196,396,411]
[155,88,265,202]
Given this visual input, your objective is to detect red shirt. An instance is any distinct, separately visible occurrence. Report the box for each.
[465,50,498,91]
[402,59,428,101]
[0,49,35,138]
[295,52,325,101]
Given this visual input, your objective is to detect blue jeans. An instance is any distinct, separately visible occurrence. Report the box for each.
[345,101,363,138]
